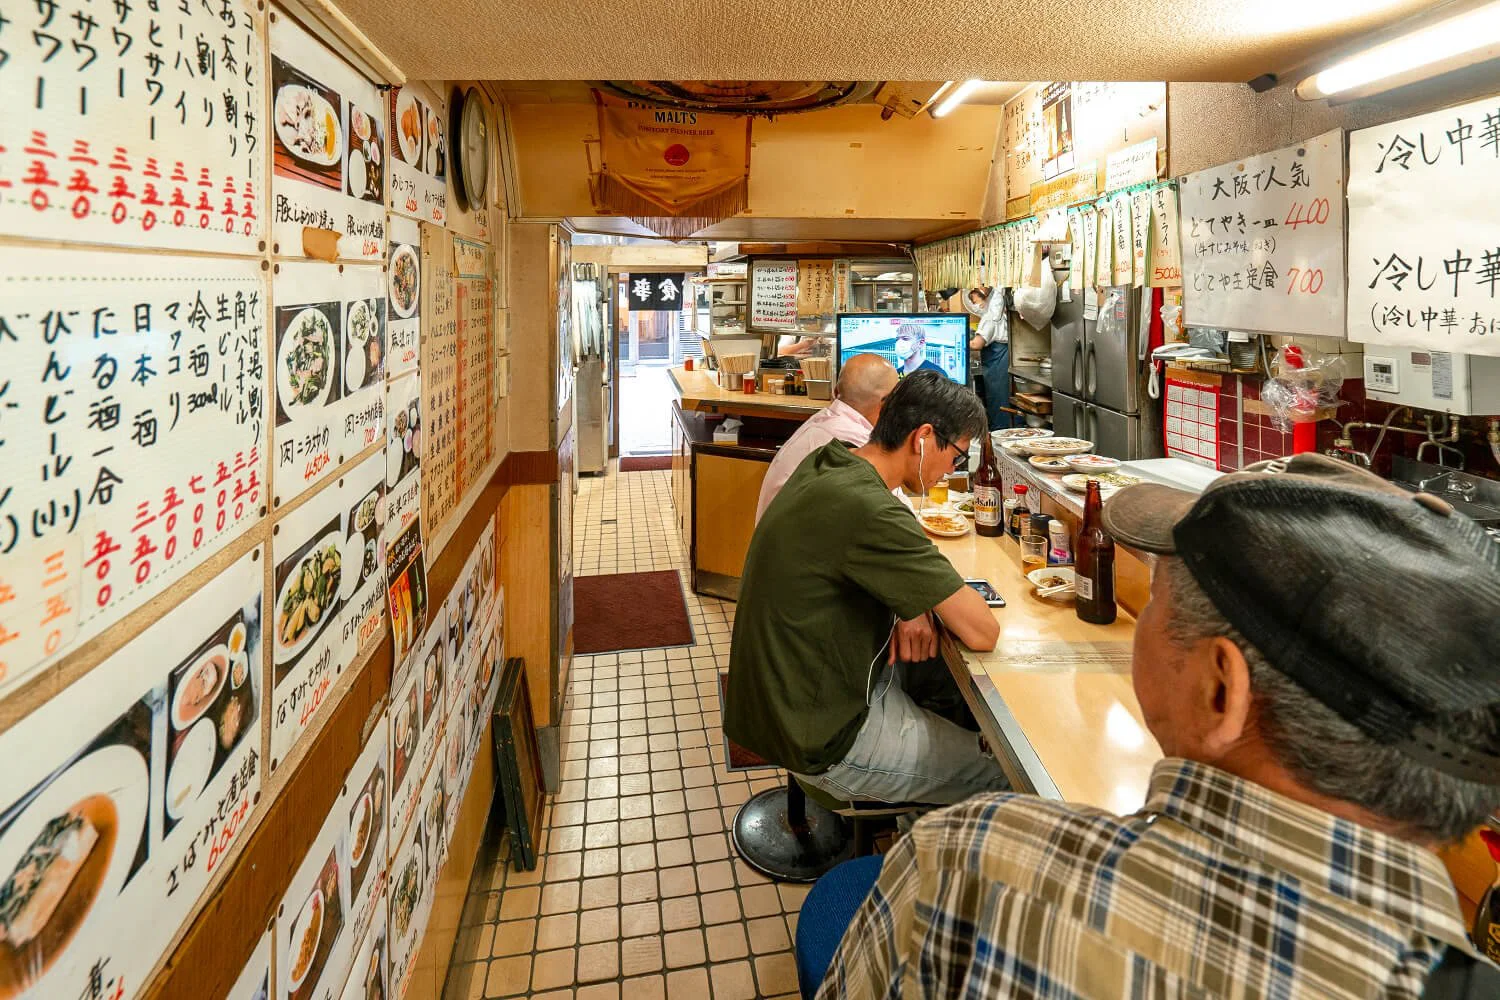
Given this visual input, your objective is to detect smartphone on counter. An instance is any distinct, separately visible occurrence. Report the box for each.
[964,578,1005,607]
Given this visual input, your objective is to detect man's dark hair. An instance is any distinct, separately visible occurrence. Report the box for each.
[869,371,986,451]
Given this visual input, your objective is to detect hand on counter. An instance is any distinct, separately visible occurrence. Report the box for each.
[891,612,939,664]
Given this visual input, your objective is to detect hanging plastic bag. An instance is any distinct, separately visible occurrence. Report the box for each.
[1262,344,1345,432]
[1013,254,1057,329]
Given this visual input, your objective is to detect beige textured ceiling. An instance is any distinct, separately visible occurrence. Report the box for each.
[567,215,968,243]
[336,0,1436,83]
[495,81,1027,106]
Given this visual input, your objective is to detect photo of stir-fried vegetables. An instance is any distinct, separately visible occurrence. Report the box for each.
[277,540,343,652]
[280,308,333,410]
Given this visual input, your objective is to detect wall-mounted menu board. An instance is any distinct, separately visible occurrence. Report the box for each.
[419,225,458,538]
[1348,94,1500,357]
[0,247,268,694]
[0,0,266,253]
[387,86,448,226]
[750,260,798,331]
[0,549,263,1000]
[456,276,494,500]
[1179,129,1346,337]
[269,12,386,261]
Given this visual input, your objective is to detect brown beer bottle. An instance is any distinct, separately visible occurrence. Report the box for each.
[1075,479,1117,624]
[974,434,1004,537]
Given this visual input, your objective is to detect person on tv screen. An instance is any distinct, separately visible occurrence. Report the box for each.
[894,322,947,378]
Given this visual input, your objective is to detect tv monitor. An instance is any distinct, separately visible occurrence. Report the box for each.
[836,313,970,386]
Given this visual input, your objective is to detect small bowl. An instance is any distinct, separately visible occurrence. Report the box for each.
[1065,454,1122,473]
[1027,566,1076,601]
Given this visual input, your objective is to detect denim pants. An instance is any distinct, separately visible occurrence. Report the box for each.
[797,664,1009,806]
[980,341,1014,431]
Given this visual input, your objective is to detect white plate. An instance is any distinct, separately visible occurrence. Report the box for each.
[389,245,420,319]
[426,116,443,175]
[1027,566,1076,601]
[995,427,1055,442]
[287,886,325,991]
[172,645,229,729]
[345,334,366,394]
[1061,474,1119,494]
[348,149,367,198]
[918,510,972,538]
[386,440,405,488]
[349,792,374,867]
[0,745,149,961]
[1029,455,1072,472]
[1025,437,1095,456]
[1066,454,1123,472]
[166,719,216,820]
[277,308,335,415]
[394,90,422,165]
[273,531,344,665]
[274,85,341,167]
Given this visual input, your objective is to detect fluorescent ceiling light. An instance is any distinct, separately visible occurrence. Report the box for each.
[931,79,981,118]
[1297,1,1500,101]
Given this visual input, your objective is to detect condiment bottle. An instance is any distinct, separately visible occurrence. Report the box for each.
[1007,485,1030,539]
[974,434,1004,537]
[1472,829,1500,961]
[1075,479,1117,624]
[1048,519,1072,565]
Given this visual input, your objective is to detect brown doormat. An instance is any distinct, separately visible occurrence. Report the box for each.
[572,570,695,654]
[718,672,777,772]
[619,455,674,472]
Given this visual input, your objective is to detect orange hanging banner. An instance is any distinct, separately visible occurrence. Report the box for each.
[594,91,751,239]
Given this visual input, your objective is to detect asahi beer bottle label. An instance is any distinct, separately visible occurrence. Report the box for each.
[1076,575,1095,600]
[974,486,1001,527]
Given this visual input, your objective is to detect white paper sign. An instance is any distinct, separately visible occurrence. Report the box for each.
[0,0,266,252]
[269,15,385,261]
[273,262,386,505]
[337,909,388,1000]
[389,622,443,849]
[1131,190,1152,288]
[387,87,447,226]
[277,796,352,1000]
[1180,129,1347,337]
[0,550,263,1000]
[228,925,275,1000]
[340,453,388,657]
[386,217,422,378]
[1111,194,1133,286]
[388,761,443,1000]
[338,718,388,950]
[750,261,798,331]
[1068,212,1086,291]
[1349,95,1500,356]
[0,248,267,694]
[1094,203,1112,289]
[1149,186,1184,287]
[1105,138,1159,193]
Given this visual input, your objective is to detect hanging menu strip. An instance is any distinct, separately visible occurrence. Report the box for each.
[0,247,268,695]
[0,0,266,253]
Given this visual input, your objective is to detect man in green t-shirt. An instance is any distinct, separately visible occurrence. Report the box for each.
[725,372,1007,805]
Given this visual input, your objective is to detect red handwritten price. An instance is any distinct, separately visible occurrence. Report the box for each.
[1285,267,1326,294]
[1283,198,1331,230]
[303,453,332,481]
[299,675,332,726]
[205,797,251,875]
[362,239,382,258]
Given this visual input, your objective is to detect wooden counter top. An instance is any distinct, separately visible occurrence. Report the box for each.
[935,529,1162,814]
[670,366,830,420]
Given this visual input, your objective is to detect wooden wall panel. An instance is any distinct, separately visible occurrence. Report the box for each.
[694,454,769,579]
[500,483,556,726]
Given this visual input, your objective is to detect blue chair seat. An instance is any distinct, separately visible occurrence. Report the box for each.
[794,854,886,999]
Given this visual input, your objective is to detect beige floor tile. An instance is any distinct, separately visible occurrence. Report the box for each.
[620,871,659,903]
[620,773,652,795]
[778,883,810,912]
[621,900,661,937]
[491,918,536,957]
[455,923,493,962]
[739,884,781,919]
[545,852,584,883]
[620,842,657,873]
[583,848,620,877]
[620,817,655,844]
[579,906,620,944]
[652,791,686,814]
[656,838,693,868]
[705,923,749,962]
[530,949,577,992]
[666,968,710,1000]
[585,822,621,849]
[536,913,578,951]
[692,834,729,863]
[684,786,720,811]
[444,961,486,1000]
[619,794,654,819]
[498,886,540,921]
[622,934,666,976]
[746,916,791,954]
[654,813,690,840]
[586,799,621,823]
[577,984,620,1000]
[754,953,800,996]
[695,861,735,893]
[700,889,740,925]
[709,960,757,1000]
[577,941,620,983]
[580,875,619,909]
[549,826,585,853]
[541,881,581,915]
[622,975,666,1000]
[484,955,532,998]
[663,928,706,968]
[688,809,722,836]
[661,895,701,931]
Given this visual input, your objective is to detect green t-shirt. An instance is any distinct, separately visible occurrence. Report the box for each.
[724,440,965,774]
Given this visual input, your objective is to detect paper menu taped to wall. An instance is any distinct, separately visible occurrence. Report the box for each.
[0,0,266,253]
[750,260,798,331]
[339,716,389,951]
[1179,129,1346,337]
[1131,190,1152,288]
[338,910,389,1000]
[388,86,448,226]
[1348,95,1500,357]
[1111,194,1133,285]
[1068,212,1086,290]
[0,550,263,1000]
[388,759,443,1000]
[1149,186,1183,287]
[386,217,422,379]
[1094,203,1112,289]
[1105,138,1159,193]
[341,452,389,657]
[278,787,353,1000]
[272,262,387,506]
[0,247,268,696]
[389,621,443,849]
[269,14,386,261]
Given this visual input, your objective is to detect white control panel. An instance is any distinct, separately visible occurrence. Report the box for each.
[1364,349,1500,416]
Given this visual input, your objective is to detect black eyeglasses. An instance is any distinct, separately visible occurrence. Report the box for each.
[933,431,970,472]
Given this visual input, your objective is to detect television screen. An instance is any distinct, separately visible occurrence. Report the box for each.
[836,313,969,386]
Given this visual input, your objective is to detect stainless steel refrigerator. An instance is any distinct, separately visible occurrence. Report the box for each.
[1049,286,1161,460]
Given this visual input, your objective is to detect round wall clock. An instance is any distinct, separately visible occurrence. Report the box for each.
[449,87,489,212]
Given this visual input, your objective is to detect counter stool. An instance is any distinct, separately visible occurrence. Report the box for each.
[731,775,913,883]
[793,854,885,999]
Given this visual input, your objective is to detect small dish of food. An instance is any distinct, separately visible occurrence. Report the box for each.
[1065,453,1123,472]
[918,510,971,538]
[1026,566,1076,601]
[994,427,1055,442]
[1029,455,1072,473]
[1024,437,1095,457]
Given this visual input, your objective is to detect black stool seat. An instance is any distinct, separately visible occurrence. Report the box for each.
[731,779,854,883]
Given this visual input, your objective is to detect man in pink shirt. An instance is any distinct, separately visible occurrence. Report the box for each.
[755,353,899,522]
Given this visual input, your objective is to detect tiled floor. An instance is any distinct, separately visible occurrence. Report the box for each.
[443,466,804,1000]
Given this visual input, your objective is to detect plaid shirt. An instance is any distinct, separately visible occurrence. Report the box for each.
[818,758,1477,999]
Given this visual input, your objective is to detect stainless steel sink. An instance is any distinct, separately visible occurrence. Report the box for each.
[1392,457,1500,528]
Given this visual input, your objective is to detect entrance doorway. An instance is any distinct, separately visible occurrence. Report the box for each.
[613,272,705,457]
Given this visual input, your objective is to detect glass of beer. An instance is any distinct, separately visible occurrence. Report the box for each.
[1021,534,1048,574]
[928,480,949,505]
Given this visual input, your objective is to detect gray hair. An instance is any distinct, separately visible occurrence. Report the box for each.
[1162,558,1500,844]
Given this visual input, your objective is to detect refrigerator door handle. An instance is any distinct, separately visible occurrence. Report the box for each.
[1072,341,1085,396]
[1086,344,1098,400]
